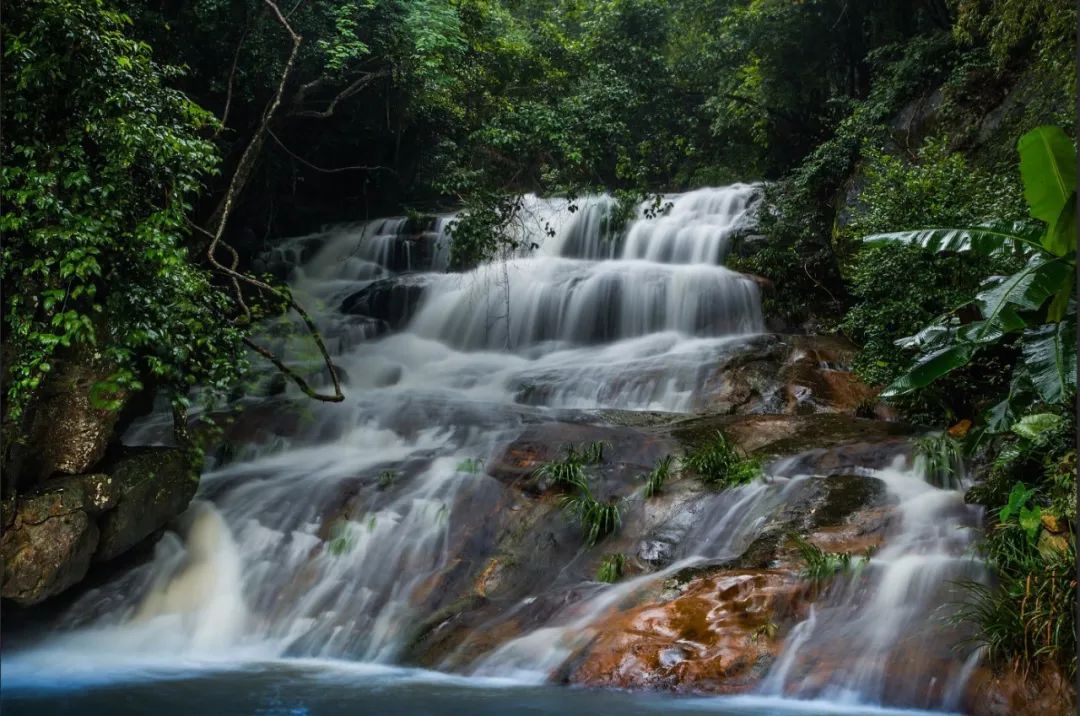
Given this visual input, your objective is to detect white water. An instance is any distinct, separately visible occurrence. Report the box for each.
[4,185,983,713]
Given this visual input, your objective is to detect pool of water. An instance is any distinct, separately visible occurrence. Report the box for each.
[0,659,961,716]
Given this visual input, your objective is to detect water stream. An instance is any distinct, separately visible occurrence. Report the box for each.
[2,185,984,715]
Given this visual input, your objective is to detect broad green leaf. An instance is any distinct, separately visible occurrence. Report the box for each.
[999,481,1036,523]
[1011,412,1065,442]
[1018,504,1043,542]
[1021,322,1077,404]
[882,344,975,397]
[1044,191,1077,257]
[862,222,1042,256]
[983,372,1035,434]
[1018,126,1077,228]
[970,257,1071,342]
[1047,283,1073,322]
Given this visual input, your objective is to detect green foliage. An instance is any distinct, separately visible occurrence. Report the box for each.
[456,457,485,475]
[532,445,588,491]
[998,482,1042,542]
[560,487,622,546]
[914,432,965,489]
[860,126,1077,417]
[327,519,358,556]
[641,455,675,499]
[682,430,760,489]
[954,521,1076,677]
[377,470,398,490]
[596,553,626,583]
[788,533,869,582]
[578,441,608,466]
[1,0,251,424]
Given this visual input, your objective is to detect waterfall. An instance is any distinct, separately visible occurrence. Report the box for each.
[3,184,985,713]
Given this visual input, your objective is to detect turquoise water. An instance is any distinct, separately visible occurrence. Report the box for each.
[0,659,960,716]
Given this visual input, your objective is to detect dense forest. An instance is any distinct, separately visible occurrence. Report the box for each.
[1,1,1077,714]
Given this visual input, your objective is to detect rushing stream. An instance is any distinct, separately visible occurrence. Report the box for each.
[2,185,985,715]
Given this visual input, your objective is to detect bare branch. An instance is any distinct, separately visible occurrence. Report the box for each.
[267,129,394,174]
[290,70,388,119]
[200,0,344,403]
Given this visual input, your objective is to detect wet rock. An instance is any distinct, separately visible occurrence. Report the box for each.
[694,334,884,417]
[1,474,118,605]
[670,413,913,461]
[94,447,199,562]
[567,569,804,692]
[340,275,432,329]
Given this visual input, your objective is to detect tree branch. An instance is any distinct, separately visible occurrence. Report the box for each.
[289,70,388,119]
[201,0,344,403]
[267,128,395,174]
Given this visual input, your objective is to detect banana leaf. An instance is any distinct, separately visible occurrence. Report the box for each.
[1021,321,1077,404]
[862,222,1043,256]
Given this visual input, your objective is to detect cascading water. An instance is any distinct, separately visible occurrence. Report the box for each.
[3,184,985,716]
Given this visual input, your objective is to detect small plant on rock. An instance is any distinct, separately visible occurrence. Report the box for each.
[789,533,869,581]
[596,553,626,583]
[561,486,622,545]
[641,454,675,498]
[532,446,588,490]
[579,440,609,465]
[683,430,760,488]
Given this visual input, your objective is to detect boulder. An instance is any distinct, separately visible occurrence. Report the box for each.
[94,448,199,562]
[1,474,117,605]
[340,275,433,329]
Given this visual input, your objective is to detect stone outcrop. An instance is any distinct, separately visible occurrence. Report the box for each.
[1,447,198,605]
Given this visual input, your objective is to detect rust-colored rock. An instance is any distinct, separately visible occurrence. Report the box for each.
[568,569,808,692]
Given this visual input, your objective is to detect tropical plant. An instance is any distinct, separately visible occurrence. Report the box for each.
[682,430,760,488]
[953,522,1076,677]
[861,125,1077,423]
[596,553,626,583]
[560,487,622,546]
[641,455,675,498]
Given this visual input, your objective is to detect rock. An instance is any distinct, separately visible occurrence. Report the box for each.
[694,334,883,417]
[963,661,1076,716]
[339,275,433,329]
[567,569,802,692]
[0,474,118,605]
[10,345,125,486]
[94,448,199,562]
